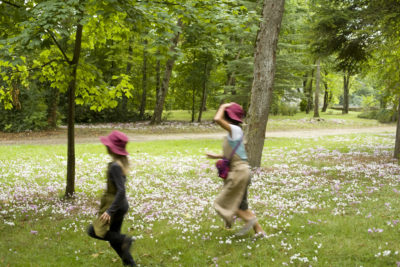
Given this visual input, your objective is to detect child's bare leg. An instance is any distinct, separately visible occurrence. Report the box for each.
[236,209,265,235]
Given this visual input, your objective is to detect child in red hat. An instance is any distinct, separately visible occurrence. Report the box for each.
[207,103,266,237]
[87,130,136,266]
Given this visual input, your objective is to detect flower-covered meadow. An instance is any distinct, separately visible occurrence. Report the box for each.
[1,133,400,266]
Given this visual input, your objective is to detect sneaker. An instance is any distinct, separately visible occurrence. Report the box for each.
[254,231,267,239]
[236,217,257,237]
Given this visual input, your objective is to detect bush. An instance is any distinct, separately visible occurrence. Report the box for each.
[73,105,152,123]
[299,99,307,112]
[280,103,298,116]
[0,87,49,132]
[358,109,397,123]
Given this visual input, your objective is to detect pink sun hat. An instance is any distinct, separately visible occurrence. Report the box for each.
[225,103,244,123]
[100,130,129,156]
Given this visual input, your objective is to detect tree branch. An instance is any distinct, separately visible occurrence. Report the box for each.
[46,29,71,64]
[4,59,63,75]
[1,0,22,8]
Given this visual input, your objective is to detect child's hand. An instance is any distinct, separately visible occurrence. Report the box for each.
[100,211,111,224]
[206,153,222,159]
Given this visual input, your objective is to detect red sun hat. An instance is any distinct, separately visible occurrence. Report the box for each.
[100,130,129,156]
[225,103,244,123]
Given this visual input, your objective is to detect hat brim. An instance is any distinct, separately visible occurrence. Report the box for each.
[225,109,243,123]
[100,136,129,156]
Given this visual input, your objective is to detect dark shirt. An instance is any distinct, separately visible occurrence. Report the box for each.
[106,162,129,216]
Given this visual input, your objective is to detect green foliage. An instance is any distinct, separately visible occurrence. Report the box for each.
[0,84,49,132]
[358,109,398,123]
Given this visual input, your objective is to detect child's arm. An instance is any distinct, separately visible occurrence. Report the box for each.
[214,103,232,133]
[106,164,127,216]
[206,153,223,159]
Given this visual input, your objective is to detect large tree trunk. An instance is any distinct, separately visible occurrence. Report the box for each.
[245,0,285,168]
[151,20,182,124]
[139,41,148,119]
[198,61,209,122]
[314,59,320,118]
[394,96,400,159]
[342,72,350,114]
[65,23,83,197]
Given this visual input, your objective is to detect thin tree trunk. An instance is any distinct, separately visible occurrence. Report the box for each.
[322,70,329,112]
[121,45,132,121]
[191,87,195,123]
[322,82,329,112]
[305,69,314,114]
[47,87,59,128]
[151,19,182,124]
[342,72,350,114]
[314,59,320,118]
[394,96,400,159]
[198,61,208,122]
[221,40,242,104]
[245,0,285,168]
[139,41,148,119]
[65,23,83,197]
[155,58,161,104]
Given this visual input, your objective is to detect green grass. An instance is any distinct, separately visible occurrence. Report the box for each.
[1,134,400,266]
[163,109,391,131]
[164,109,216,121]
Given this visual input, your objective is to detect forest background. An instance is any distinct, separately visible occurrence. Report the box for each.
[2,1,400,266]
[1,0,399,131]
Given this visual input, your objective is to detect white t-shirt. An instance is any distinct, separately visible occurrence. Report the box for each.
[227,124,243,141]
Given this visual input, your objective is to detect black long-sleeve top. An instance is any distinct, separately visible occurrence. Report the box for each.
[106,162,129,216]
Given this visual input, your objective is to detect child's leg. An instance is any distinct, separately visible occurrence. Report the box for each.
[236,209,265,235]
[106,214,135,266]
[87,225,105,240]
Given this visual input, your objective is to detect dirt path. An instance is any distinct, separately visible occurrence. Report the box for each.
[0,126,396,145]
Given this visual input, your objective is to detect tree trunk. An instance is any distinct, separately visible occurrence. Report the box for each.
[394,96,400,159]
[121,45,132,121]
[198,61,208,122]
[322,70,329,112]
[322,82,329,112]
[65,23,83,198]
[47,87,59,128]
[245,0,285,168]
[305,69,314,114]
[314,59,320,118]
[342,72,350,114]
[139,41,148,119]
[155,58,161,102]
[221,40,242,104]
[151,19,182,124]
[191,87,196,123]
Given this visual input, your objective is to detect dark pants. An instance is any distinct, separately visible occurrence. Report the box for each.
[87,213,135,266]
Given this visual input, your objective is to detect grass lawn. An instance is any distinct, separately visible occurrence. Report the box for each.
[163,109,390,131]
[1,133,400,266]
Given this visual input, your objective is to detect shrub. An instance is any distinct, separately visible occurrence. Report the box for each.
[358,109,397,123]
[0,87,49,132]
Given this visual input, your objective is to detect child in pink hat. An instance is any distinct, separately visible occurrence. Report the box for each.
[207,103,265,237]
[87,130,136,266]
